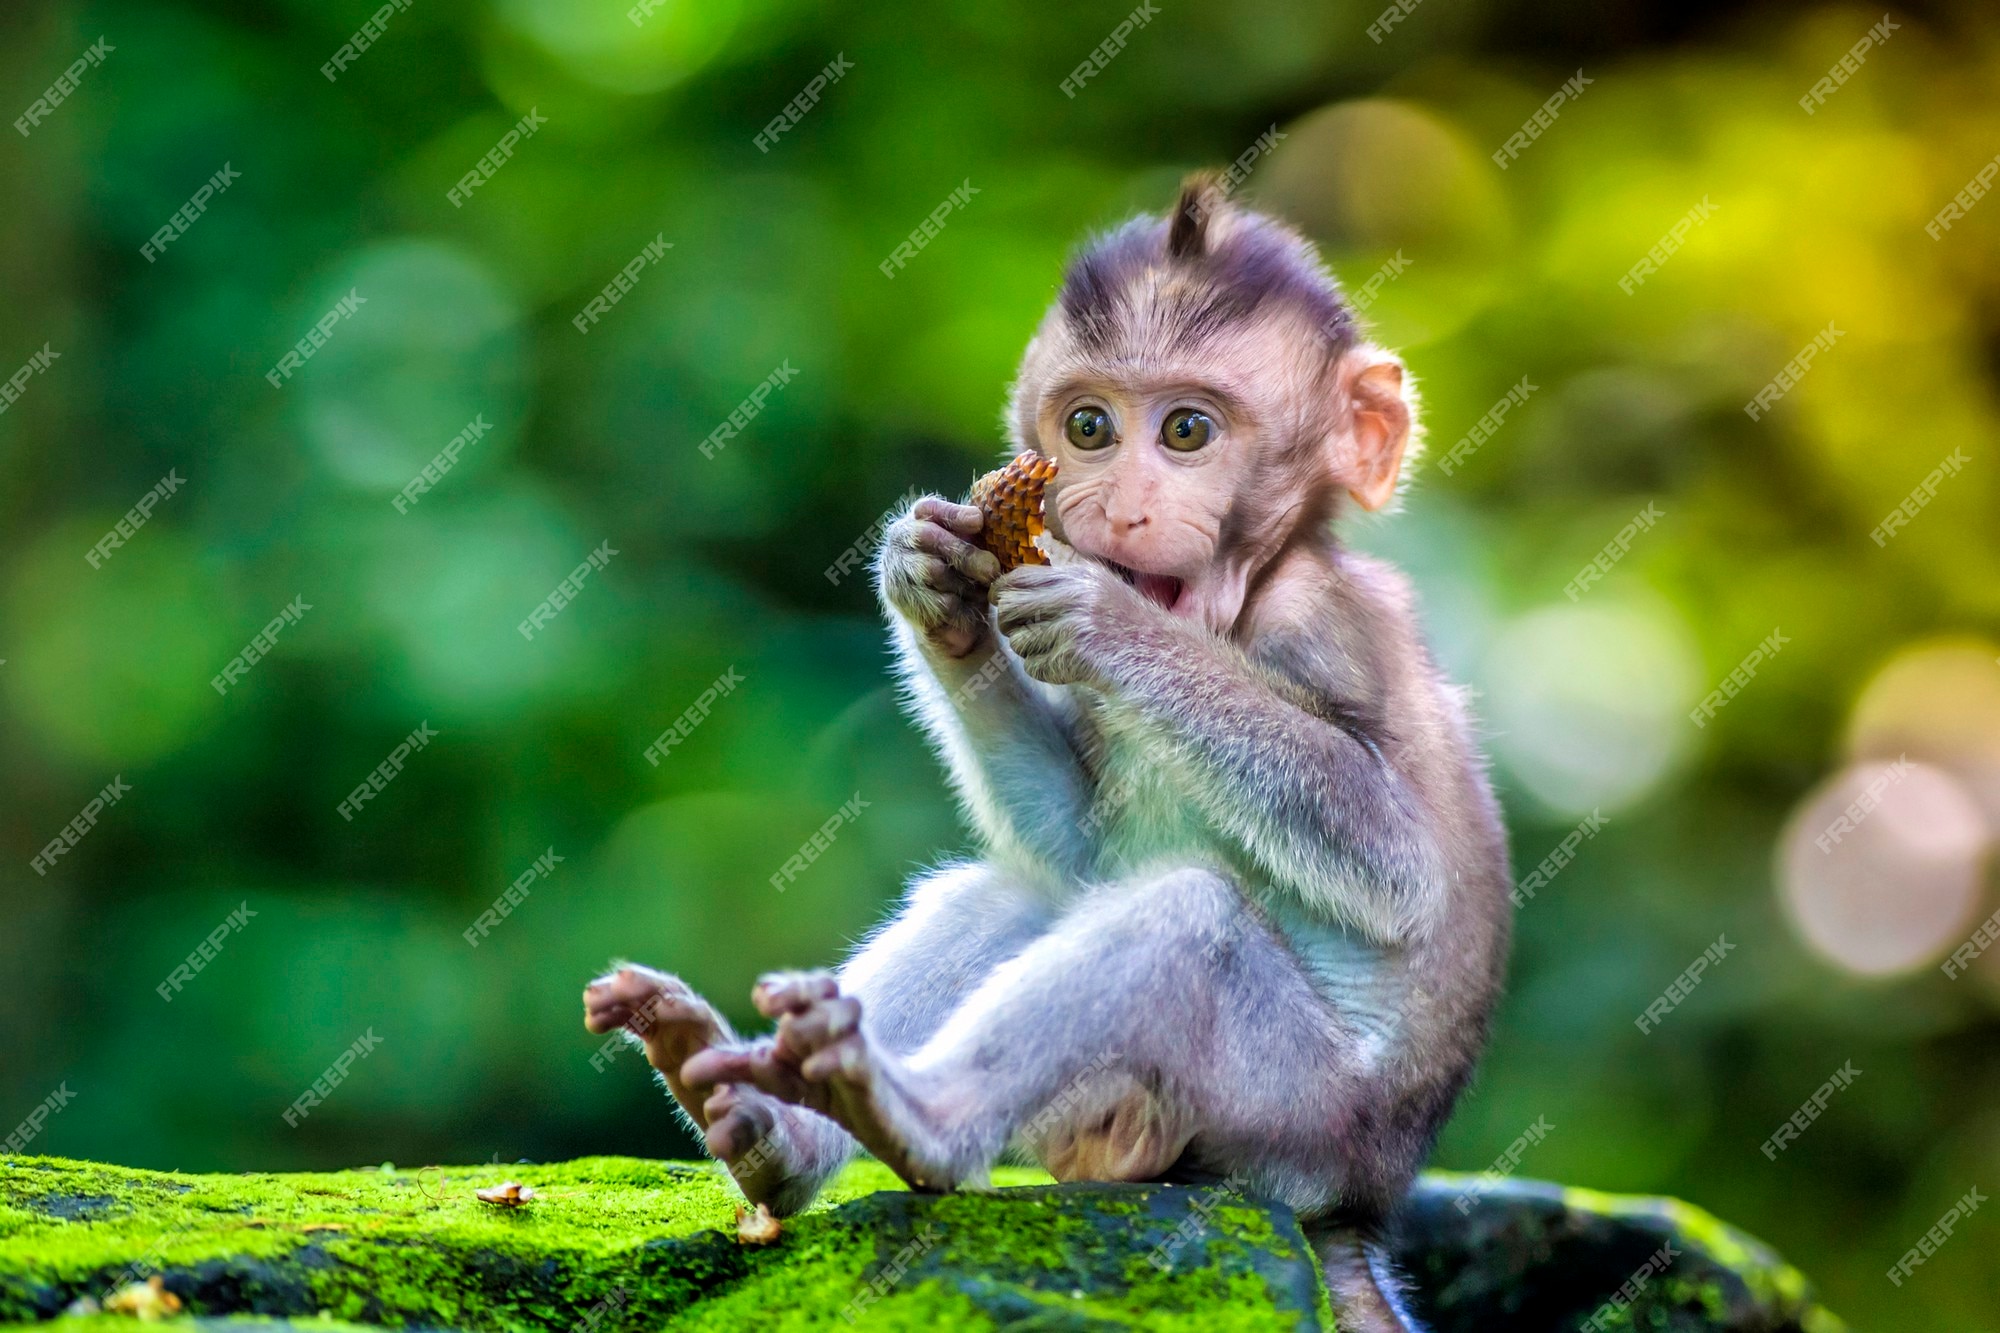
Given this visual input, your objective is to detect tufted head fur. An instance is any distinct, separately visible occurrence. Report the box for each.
[1050,172,1360,366]
[1003,174,1421,636]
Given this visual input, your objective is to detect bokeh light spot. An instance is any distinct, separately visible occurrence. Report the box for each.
[1481,596,1700,818]
[299,239,526,492]
[1261,99,1509,346]
[1779,760,1990,977]
[1846,638,2000,832]
[347,485,620,715]
[5,524,237,767]
[493,0,741,96]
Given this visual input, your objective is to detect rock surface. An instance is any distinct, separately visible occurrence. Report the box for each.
[0,1156,1843,1330]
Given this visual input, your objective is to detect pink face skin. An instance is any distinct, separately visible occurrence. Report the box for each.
[1016,296,1411,638]
[1037,369,1248,619]
[1027,310,1341,636]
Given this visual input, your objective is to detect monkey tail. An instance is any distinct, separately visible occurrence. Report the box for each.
[1308,1223,1428,1333]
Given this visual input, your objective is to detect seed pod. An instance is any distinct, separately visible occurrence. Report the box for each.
[970,451,1057,573]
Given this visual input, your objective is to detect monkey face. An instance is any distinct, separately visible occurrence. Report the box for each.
[1029,311,1341,626]
[1007,178,1417,632]
[1039,382,1238,616]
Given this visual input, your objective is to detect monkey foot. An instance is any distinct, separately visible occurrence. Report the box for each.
[585,965,828,1211]
[696,1081,825,1213]
[582,964,731,1115]
[684,971,967,1194]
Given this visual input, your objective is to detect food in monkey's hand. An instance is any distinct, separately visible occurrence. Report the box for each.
[969,450,1057,574]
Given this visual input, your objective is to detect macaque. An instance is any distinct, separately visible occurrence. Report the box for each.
[585,174,1510,1332]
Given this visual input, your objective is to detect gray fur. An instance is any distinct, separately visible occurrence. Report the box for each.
[585,180,1509,1333]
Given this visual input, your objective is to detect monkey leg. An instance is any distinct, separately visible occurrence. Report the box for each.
[582,964,829,1212]
[1311,1227,1429,1333]
[678,861,1052,1210]
[836,860,1054,1051]
[688,866,1373,1215]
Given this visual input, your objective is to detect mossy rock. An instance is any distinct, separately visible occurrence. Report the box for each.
[1396,1174,1845,1333]
[0,1156,1841,1331]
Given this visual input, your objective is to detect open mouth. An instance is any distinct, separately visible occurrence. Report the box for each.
[1104,561,1187,612]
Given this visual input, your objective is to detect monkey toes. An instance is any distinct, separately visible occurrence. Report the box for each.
[759,970,867,1080]
[752,969,840,1014]
[695,1081,807,1208]
[691,971,960,1193]
[582,964,728,1083]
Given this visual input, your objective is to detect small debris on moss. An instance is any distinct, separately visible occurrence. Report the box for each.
[473,1181,536,1207]
[734,1202,782,1245]
[103,1275,183,1319]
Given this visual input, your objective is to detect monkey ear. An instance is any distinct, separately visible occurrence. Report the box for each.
[1340,351,1417,512]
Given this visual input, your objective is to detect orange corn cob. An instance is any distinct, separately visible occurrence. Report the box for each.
[969,451,1057,573]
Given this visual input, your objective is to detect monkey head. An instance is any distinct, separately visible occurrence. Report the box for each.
[1005,174,1419,635]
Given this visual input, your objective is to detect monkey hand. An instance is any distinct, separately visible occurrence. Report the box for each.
[878,496,1002,658]
[993,562,1151,688]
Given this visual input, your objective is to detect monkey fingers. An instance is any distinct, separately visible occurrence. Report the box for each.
[990,564,1104,625]
[999,622,1070,661]
[910,519,1001,586]
[992,593,1066,636]
[909,555,986,605]
[911,496,983,539]
[992,575,1102,684]
[1007,631,1092,687]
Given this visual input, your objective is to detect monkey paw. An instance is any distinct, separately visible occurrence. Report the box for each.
[992,563,1132,687]
[879,498,999,659]
[684,971,966,1194]
[582,964,730,1092]
[694,1080,821,1214]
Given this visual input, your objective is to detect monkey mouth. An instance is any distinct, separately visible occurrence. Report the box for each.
[1104,562,1188,614]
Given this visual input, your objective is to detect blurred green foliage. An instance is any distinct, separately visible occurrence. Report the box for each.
[3,0,1998,1326]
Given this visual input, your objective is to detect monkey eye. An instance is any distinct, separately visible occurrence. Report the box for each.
[1065,406,1114,450]
[1161,409,1214,452]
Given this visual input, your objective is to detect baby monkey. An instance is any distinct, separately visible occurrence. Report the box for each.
[585,175,1509,1332]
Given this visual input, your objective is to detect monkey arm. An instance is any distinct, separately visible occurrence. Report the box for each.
[873,496,1099,881]
[888,617,1097,886]
[1092,619,1446,944]
[993,564,1444,943]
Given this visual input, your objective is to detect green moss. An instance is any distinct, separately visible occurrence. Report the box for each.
[1555,1179,1836,1324]
[683,1181,1323,1331]
[2,1159,1318,1331]
[6,1157,1850,1332]
[30,1318,389,1333]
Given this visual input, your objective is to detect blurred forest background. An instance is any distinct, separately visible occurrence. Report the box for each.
[4,0,1999,1325]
